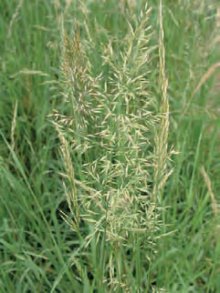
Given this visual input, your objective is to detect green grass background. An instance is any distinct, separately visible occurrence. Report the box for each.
[0,0,220,292]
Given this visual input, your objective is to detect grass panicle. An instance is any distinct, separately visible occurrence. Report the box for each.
[53,2,171,291]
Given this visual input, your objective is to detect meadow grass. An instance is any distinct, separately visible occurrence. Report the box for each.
[0,0,220,292]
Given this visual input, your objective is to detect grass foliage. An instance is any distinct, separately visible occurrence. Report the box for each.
[0,0,220,292]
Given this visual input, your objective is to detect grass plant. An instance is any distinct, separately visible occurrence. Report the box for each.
[0,0,219,292]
